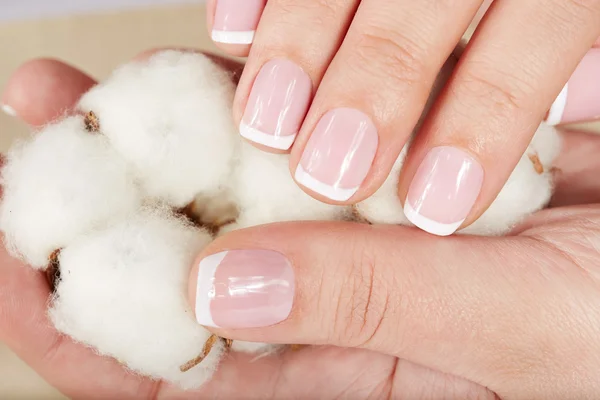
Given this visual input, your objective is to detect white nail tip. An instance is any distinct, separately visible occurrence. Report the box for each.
[403,202,463,237]
[239,123,296,150]
[211,30,255,44]
[294,164,358,202]
[195,251,228,328]
[546,83,569,126]
[1,104,17,117]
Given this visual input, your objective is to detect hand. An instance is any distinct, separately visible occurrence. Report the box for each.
[207,0,600,236]
[187,132,600,400]
[0,51,497,400]
[4,51,600,400]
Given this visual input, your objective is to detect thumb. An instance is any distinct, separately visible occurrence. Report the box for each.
[187,221,541,385]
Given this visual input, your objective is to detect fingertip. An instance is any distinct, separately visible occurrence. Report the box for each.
[210,0,265,57]
[2,58,96,127]
[188,256,200,322]
[207,0,252,57]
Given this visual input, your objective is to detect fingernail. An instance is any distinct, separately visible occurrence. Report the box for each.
[240,59,312,150]
[211,0,265,44]
[295,108,378,201]
[404,146,484,236]
[195,250,294,329]
[546,49,600,125]
[1,104,17,117]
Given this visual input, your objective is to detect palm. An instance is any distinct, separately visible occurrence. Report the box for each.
[1,55,599,399]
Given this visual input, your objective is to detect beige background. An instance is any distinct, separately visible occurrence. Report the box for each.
[0,4,598,399]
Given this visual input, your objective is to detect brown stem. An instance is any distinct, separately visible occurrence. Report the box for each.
[528,153,544,175]
[84,111,100,133]
[180,335,233,372]
[46,249,62,292]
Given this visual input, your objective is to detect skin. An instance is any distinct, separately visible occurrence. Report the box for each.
[1,50,600,399]
[207,0,600,235]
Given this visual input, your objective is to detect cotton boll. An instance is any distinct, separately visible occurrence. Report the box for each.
[460,124,560,236]
[77,50,239,208]
[354,146,410,225]
[231,142,350,229]
[49,207,222,389]
[527,122,562,166]
[0,116,140,269]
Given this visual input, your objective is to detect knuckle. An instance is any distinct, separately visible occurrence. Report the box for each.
[352,25,428,87]
[330,239,392,347]
[273,0,348,21]
[457,69,532,120]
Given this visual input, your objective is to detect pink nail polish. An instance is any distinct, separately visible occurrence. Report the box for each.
[195,250,294,329]
[211,0,266,44]
[295,108,378,201]
[404,147,484,236]
[240,59,312,150]
[547,49,600,125]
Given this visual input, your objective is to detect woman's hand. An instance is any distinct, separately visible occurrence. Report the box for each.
[207,0,600,236]
[0,52,496,400]
[2,50,600,399]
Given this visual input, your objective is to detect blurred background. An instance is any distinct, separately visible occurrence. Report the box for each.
[0,1,598,398]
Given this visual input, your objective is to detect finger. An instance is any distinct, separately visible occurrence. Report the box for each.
[207,0,267,57]
[397,0,600,236]
[186,221,586,396]
[233,0,360,152]
[546,48,600,126]
[1,59,96,127]
[285,0,484,203]
[1,248,386,399]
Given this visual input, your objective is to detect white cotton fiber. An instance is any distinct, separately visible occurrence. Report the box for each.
[0,116,141,269]
[77,50,240,208]
[461,123,561,235]
[49,207,222,389]
[229,141,350,230]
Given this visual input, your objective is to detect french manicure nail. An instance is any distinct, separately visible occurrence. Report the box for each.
[295,108,378,201]
[240,59,312,150]
[404,146,484,236]
[211,0,265,44]
[195,250,294,329]
[546,48,600,125]
[1,104,16,117]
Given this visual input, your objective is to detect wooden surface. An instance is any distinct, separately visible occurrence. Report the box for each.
[0,5,598,399]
